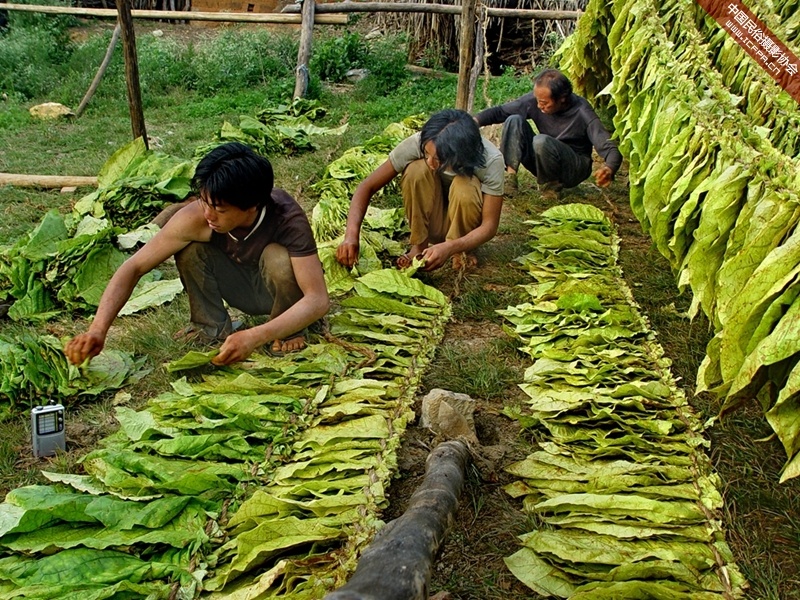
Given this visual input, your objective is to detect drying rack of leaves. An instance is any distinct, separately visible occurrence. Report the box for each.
[0,112,454,597]
[0,267,451,598]
[499,203,746,597]
[557,0,800,482]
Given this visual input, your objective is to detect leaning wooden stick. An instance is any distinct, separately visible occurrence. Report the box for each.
[324,440,471,600]
[76,23,121,117]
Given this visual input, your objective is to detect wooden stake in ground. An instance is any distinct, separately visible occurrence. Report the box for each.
[293,0,315,99]
[324,440,471,600]
[455,0,478,111]
[116,0,147,148]
[76,23,121,118]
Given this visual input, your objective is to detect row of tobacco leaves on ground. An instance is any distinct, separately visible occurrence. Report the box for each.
[500,204,745,597]
[0,104,451,597]
[559,0,800,482]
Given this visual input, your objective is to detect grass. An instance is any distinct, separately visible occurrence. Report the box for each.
[1,16,799,600]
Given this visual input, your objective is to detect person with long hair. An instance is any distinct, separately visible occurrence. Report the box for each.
[336,109,505,271]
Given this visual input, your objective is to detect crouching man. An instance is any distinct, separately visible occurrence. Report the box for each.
[65,142,329,367]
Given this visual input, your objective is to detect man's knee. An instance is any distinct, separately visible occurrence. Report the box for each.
[175,241,213,272]
[260,244,297,286]
[402,159,433,185]
[449,175,482,205]
[532,134,556,154]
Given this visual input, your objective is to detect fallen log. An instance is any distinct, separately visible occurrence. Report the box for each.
[324,440,471,600]
[0,173,98,188]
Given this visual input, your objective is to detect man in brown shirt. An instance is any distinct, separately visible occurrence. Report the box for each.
[65,142,329,366]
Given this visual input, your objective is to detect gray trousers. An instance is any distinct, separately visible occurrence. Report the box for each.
[500,115,592,188]
[175,242,303,340]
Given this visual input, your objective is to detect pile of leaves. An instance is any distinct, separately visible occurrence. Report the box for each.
[499,203,745,597]
[0,211,124,321]
[193,98,348,160]
[73,137,195,230]
[312,115,425,294]
[559,0,800,481]
[0,267,451,598]
[0,331,149,421]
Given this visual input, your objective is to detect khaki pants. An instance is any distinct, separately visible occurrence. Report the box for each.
[400,159,483,247]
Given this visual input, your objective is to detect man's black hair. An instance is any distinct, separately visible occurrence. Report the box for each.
[534,69,573,102]
[419,109,486,178]
[192,142,274,210]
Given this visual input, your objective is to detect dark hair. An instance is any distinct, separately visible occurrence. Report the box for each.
[419,109,486,177]
[533,69,572,102]
[192,142,274,210]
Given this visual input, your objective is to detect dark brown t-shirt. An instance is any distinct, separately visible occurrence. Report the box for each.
[210,188,317,266]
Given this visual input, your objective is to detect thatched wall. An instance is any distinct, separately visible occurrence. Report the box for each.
[377,0,586,73]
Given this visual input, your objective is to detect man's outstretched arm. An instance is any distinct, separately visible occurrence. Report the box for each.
[64,204,206,365]
[336,160,398,268]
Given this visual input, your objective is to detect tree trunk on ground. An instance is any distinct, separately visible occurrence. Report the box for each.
[324,440,471,600]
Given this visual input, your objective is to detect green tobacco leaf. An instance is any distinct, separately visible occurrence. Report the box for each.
[356,269,447,306]
[0,547,178,588]
[96,138,148,188]
[0,486,97,537]
[205,517,343,590]
[166,350,221,372]
[522,529,716,570]
[119,278,183,315]
[504,547,577,598]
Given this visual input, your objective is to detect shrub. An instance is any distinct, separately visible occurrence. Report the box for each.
[310,31,367,83]
[190,29,297,95]
[0,26,74,100]
[357,34,410,97]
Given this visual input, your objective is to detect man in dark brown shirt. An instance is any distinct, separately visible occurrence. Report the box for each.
[65,142,329,366]
[474,69,622,197]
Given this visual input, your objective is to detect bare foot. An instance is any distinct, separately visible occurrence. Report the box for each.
[396,243,427,269]
[271,335,306,355]
[451,252,478,270]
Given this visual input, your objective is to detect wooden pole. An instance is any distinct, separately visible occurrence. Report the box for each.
[455,0,477,111]
[2,3,348,23]
[76,23,121,118]
[293,0,315,100]
[116,0,148,148]
[466,8,486,113]
[323,441,471,600]
[282,2,581,19]
[0,173,98,188]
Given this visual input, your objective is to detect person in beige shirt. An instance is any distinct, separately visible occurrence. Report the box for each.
[336,109,505,271]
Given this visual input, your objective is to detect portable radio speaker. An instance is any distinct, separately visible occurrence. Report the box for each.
[31,403,65,458]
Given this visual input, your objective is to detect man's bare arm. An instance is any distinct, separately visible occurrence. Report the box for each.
[64,203,209,365]
[336,160,399,268]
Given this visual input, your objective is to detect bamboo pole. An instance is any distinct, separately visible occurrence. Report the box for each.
[282,2,581,19]
[293,0,315,99]
[2,3,348,23]
[76,23,121,118]
[455,0,477,110]
[0,174,98,188]
[117,0,148,147]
